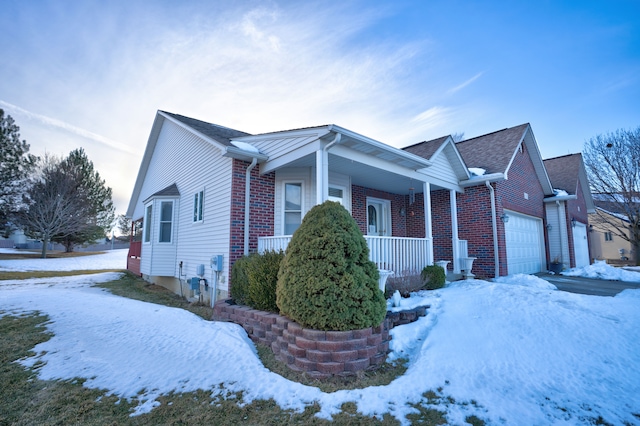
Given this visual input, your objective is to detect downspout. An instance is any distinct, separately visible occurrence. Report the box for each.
[318,133,342,204]
[486,181,500,278]
[244,157,258,256]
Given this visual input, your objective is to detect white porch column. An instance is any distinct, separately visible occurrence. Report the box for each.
[450,189,460,273]
[315,149,328,205]
[423,182,434,265]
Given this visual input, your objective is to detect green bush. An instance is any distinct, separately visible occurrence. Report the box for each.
[276,201,386,331]
[230,255,253,304]
[421,265,446,290]
[246,250,284,312]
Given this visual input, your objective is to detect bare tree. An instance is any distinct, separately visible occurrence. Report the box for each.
[14,155,92,258]
[583,126,640,265]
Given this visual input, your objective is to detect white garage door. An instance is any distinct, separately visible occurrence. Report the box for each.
[572,222,590,268]
[504,211,544,275]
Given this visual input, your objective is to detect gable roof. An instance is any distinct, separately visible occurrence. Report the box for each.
[455,123,554,194]
[143,183,180,203]
[160,111,251,146]
[403,136,451,159]
[456,123,530,174]
[544,153,595,212]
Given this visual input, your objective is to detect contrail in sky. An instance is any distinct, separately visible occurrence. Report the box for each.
[0,100,136,154]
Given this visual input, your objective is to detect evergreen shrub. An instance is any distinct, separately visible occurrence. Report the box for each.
[421,265,446,290]
[247,250,284,312]
[276,201,386,331]
[230,254,253,305]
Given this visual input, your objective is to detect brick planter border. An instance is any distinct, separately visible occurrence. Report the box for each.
[213,300,428,379]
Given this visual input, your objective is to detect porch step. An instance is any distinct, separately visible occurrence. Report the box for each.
[446,272,464,282]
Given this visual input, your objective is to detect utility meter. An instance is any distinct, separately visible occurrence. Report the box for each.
[211,255,223,272]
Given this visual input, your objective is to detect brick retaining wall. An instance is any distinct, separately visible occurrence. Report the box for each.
[213,300,427,378]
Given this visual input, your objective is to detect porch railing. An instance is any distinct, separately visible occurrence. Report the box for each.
[258,235,432,275]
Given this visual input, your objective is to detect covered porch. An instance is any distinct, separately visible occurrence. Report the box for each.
[242,125,470,278]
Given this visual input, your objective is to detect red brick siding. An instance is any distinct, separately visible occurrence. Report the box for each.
[457,185,499,278]
[431,190,453,262]
[457,143,548,278]
[229,159,275,284]
[352,185,421,237]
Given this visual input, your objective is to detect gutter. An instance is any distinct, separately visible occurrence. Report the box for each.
[460,173,505,187]
[486,181,500,278]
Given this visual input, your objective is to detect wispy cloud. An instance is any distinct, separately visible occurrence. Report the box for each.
[447,72,484,94]
[0,100,136,155]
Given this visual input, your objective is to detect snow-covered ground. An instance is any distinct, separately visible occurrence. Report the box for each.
[0,248,127,271]
[1,251,639,425]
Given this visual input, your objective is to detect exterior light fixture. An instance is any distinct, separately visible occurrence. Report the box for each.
[500,213,509,223]
[571,218,577,228]
[546,223,552,231]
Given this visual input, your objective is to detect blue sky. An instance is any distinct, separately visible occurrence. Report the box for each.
[2,0,639,214]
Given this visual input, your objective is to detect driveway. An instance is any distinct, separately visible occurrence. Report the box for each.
[537,273,640,297]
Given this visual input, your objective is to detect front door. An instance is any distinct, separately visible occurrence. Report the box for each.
[367,198,391,236]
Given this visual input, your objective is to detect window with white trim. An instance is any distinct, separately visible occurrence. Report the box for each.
[159,201,173,243]
[193,190,204,222]
[284,182,302,235]
[143,204,152,243]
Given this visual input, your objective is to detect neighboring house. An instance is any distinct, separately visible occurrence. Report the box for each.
[126,112,593,302]
[542,154,595,269]
[406,124,559,278]
[589,196,635,263]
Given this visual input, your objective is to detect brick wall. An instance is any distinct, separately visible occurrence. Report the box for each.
[229,159,275,286]
[213,300,427,378]
[431,190,453,262]
[351,184,425,238]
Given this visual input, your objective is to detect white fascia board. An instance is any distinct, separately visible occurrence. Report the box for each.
[126,112,165,218]
[459,173,506,187]
[543,194,578,203]
[328,125,432,170]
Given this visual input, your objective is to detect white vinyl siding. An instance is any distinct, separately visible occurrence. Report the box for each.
[137,119,233,289]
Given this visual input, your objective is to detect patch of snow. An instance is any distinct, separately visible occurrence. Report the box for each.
[563,259,640,283]
[1,260,639,424]
[468,167,486,177]
[0,249,127,272]
[230,140,260,154]
[553,188,569,196]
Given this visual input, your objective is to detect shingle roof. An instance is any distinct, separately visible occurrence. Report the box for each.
[160,111,250,146]
[543,153,583,194]
[402,136,450,160]
[455,123,530,174]
[144,183,180,202]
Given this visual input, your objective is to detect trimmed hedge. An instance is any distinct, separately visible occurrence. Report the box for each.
[246,250,284,312]
[276,201,386,331]
[230,254,253,305]
[421,264,446,290]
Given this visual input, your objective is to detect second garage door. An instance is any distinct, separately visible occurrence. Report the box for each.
[504,210,544,275]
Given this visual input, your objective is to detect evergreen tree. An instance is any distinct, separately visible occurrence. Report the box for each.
[0,109,37,235]
[51,148,115,251]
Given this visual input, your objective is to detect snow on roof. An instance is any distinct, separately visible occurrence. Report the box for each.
[230,140,261,154]
[468,167,486,178]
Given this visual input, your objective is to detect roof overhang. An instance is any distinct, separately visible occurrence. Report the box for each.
[459,173,506,187]
[223,146,268,163]
[543,194,578,203]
